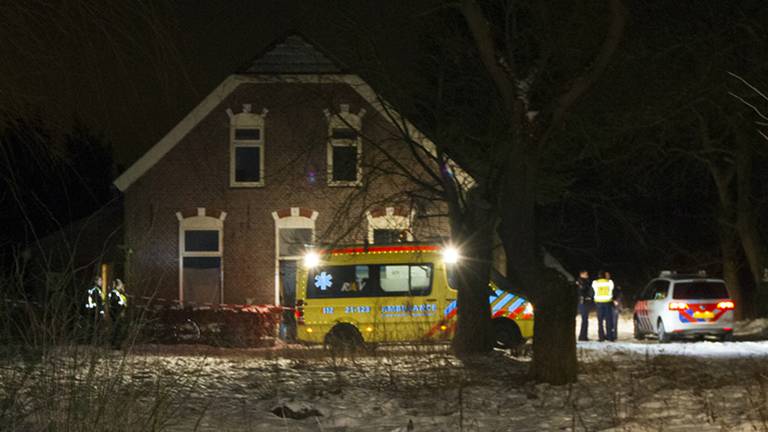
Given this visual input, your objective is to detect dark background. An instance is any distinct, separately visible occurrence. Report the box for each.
[1,1,767,301]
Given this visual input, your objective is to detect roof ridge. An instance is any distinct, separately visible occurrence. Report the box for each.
[238,31,347,74]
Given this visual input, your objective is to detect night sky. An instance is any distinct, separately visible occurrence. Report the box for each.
[0,1,425,167]
[1,1,767,296]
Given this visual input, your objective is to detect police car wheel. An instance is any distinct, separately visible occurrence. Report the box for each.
[633,316,644,340]
[493,319,523,350]
[657,320,670,343]
[324,323,364,353]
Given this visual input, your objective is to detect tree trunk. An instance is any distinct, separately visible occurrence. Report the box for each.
[529,272,578,384]
[719,226,743,319]
[707,154,748,318]
[451,188,496,354]
[451,237,495,354]
[734,137,768,316]
[498,155,578,384]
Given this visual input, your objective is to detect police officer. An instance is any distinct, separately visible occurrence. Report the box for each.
[107,278,127,316]
[576,270,594,341]
[608,271,622,341]
[107,278,128,348]
[83,276,104,340]
[84,276,104,316]
[591,271,615,341]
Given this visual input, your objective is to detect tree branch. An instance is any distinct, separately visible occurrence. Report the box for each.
[460,0,518,115]
[542,0,627,144]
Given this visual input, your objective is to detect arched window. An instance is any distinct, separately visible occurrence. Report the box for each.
[228,104,268,187]
[324,104,365,186]
[177,208,226,303]
[366,207,414,244]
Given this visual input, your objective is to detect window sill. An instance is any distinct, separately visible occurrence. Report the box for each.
[327,180,362,187]
[230,181,266,188]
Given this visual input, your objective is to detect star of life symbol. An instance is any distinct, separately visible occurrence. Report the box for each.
[315,272,333,291]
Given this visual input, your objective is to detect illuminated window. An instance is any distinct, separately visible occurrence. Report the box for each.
[229,104,267,187]
[324,104,365,186]
[367,207,414,244]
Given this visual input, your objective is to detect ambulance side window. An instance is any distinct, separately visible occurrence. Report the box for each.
[378,264,433,296]
[308,265,372,298]
[380,265,411,294]
[410,265,431,294]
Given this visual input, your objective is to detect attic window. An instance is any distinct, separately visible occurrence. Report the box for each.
[324,104,365,187]
[228,105,268,187]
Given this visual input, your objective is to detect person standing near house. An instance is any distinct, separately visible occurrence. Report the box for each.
[83,275,104,340]
[607,271,622,341]
[576,270,594,341]
[591,271,615,341]
[107,278,128,348]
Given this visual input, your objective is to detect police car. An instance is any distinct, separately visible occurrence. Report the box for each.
[633,271,734,342]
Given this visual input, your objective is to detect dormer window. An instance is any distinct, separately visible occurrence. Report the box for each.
[324,104,365,186]
[228,104,267,187]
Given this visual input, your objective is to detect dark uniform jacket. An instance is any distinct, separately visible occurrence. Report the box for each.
[577,277,594,304]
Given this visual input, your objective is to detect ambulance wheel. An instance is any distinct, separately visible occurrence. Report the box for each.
[493,319,523,350]
[657,319,670,343]
[720,331,734,342]
[324,323,364,354]
[633,316,644,340]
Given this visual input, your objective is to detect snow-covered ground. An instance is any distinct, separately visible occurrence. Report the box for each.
[577,313,768,358]
[125,341,768,431]
[4,316,768,432]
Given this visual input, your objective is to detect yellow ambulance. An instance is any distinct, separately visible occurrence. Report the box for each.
[294,244,533,350]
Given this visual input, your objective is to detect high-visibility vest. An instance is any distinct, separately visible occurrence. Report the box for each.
[108,290,128,307]
[592,278,614,303]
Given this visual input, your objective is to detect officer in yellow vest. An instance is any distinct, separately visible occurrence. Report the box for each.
[591,271,615,341]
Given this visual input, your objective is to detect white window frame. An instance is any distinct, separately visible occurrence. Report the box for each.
[324,104,365,187]
[271,208,319,305]
[366,207,414,244]
[228,105,268,187]
[177,208,226,302]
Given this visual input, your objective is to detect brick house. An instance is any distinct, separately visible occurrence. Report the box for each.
[113,34,456,307]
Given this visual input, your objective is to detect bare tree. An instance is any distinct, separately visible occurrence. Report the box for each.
[326,0,627,383]
[728,73,768,315]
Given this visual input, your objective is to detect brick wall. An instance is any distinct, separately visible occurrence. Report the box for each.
[124,82,449,305]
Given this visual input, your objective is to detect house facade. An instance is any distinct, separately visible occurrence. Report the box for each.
[114,35,452,307]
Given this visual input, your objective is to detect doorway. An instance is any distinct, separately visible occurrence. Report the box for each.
[279,259,298,340]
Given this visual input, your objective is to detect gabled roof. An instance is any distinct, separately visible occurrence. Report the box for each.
[113,35,473,192]
[241,33,345,74]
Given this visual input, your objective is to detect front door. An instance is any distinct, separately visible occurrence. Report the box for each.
[279,260,298,340]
